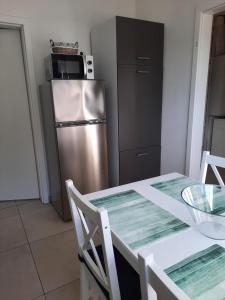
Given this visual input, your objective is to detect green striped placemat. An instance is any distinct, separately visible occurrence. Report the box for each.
[151,176,198,203]
[91,190,188,250]
[165,244,225,300]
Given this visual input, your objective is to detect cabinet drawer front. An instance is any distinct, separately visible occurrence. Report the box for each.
[118,65,162,151]
[119,146,161,185]
[116,17,164,66]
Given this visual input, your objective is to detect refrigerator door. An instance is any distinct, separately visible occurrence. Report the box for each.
[56,123,109,219]
[51,80,106,122]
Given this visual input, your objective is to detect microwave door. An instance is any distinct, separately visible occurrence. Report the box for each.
[51,54,84,79]
[58,60,67,79]
[65,59,84,79]
[51,80,106,123]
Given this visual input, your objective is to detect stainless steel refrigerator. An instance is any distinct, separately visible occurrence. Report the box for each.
[40,80,109,220]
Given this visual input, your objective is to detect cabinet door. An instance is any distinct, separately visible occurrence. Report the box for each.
[135,19,164,67]
[116,17,136,65]
[118,65,162,151]
[116,16,164,66]
[119,146,161,185]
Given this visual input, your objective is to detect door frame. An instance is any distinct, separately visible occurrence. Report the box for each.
[186,1,225,179]
[0,15,49,203]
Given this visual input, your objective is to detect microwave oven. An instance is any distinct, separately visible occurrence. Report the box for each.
[45,54,94,80]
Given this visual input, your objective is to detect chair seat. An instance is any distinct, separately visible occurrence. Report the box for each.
[79,245,141,300]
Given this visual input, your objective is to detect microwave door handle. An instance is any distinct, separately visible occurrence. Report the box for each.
[83,55,87,78]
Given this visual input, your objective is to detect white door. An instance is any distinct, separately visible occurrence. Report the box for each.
[0,28,39,200]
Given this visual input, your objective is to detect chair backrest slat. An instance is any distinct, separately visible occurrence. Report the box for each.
[138,251,190,300]
[200,151,225,186]
[66,179,121,300]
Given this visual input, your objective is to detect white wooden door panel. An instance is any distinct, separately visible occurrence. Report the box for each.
[0,28,39,200]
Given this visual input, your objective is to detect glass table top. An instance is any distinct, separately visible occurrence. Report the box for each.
[181,184,225,216]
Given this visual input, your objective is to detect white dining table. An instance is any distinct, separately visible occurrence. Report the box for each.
[84,172,225,277]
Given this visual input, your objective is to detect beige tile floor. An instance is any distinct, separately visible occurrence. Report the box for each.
[0,199,80,300]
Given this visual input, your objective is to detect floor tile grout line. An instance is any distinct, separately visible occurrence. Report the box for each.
[0,205,17,211]
[0,204,17,211]
[17,204,75,296]
[0,200,44,220]
[0,200,44,216]
[17,201,73,244]
[0,241,29,255]
[27,227,74,245]
[0,202,28,255]
[0,205,72,254]
[16,199,48,211]
[19,206,51,218]
[18,208,46,296]
[0,204,20,221]
[32,294,46,300]
[43,278,80,296]
[15,198,40,206]
[0,201,16,205]
[0,198,40,210]
[0,211,72,253]
[0,200,77,298]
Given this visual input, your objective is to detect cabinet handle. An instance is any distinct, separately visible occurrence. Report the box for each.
[136,152,149,158]
[136,70,150,74]
[137,56,151,60]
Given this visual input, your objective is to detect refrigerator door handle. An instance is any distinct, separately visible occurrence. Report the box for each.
[56,121,86,128]
[89,119,106,125]
[56,119,106,128]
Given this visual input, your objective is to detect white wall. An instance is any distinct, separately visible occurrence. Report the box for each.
[136,0,196,175]
[0,0,135,200]
[0,0,135,86]
[4,0,221,178]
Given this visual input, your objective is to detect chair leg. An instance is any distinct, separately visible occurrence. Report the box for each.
[80,263,108,300]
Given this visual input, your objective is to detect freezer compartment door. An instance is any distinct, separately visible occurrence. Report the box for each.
[52,80,106,122]
[56,123,109,205]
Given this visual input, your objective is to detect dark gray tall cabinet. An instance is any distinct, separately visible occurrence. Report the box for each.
[91,16,164,186]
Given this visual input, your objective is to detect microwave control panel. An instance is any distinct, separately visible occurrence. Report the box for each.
[85,55,94,80]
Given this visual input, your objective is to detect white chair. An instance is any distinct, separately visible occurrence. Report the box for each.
[138,250,190,300]
[200,151,225,186]
[66,179,141,300]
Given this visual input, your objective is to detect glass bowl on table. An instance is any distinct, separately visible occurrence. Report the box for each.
[181,184,225,240]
